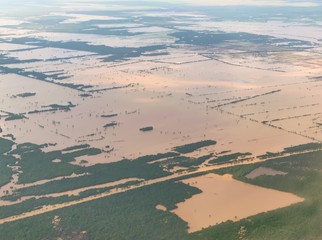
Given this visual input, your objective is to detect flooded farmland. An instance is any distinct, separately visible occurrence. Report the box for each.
[173,173,303,233]
[0,1,321,239]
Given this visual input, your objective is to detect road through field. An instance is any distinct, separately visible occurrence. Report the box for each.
[0,149,320,225]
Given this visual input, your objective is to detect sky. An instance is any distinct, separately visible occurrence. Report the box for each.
[174,0,320,7]
[0,0,320,7]
[0,0,320,17]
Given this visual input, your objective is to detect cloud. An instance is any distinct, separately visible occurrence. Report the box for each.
[180,0,320,7]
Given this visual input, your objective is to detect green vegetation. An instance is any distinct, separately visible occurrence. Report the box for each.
[190,150,322,240]
[6,37,167,62]
[159,154,214,169]
[43,102,76,111]
[17,149,83,184]
[208,152,252,165]
[0,137,14,154]
[57,82,93,91]
[60,148,101,162]
[171,30,311,48]
[3,134,16,141]
[1,142,101,185]
[14,92,36,98]
[0,138,217,203]
[0,138,15,187]
[135,152,179,163]
[4,152,177,199]
[0,181,201,240]
[2,135,322,239]
[0,65,71,86]
[4,112,26,121]
[10,142,47,155]
[15,157,169,197]
[140,126,153,132]
[283,142,322,153]
[0,4,320,239]
[0,155,16,187]
[104,121,118,128]
[89,83,135,93]
[258,142,322,159]
[101,113,118,118]
[0,180,142,219]
[174,140,216,154]
[27,102,76,115]
[78,93,92,98]
[62,144,90,152]
[0,196,79,218]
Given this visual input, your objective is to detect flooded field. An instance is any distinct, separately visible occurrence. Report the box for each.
[0,1,321,239]
[1,52,317,165]
[173,173,303,233]
[246,167,287,179]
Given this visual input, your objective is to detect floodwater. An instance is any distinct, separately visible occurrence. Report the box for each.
[172,173,303,233]
[1,53,313,165]
[246,167,287,179]
[0,24,321,201]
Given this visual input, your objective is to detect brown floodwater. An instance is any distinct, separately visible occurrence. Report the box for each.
[172,173,303,233]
